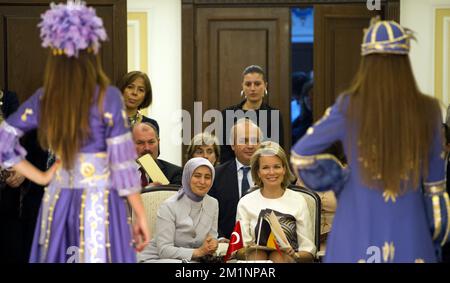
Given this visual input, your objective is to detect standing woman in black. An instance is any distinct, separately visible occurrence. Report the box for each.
[220,65,284,163]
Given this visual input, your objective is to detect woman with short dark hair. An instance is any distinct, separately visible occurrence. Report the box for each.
[117,71,159,133]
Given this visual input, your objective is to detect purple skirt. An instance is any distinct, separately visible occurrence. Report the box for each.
[29,188,136,263]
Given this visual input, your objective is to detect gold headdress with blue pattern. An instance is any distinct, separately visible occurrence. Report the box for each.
[361,17,414,56]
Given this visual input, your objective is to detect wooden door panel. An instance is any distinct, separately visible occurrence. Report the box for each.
[195,7,290,147]
[314,5,381,121]
[214,25,269,109]
[5,10,48,103]
[0,0,126,103]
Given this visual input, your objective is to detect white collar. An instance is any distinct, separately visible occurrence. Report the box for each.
[235,158,250,172]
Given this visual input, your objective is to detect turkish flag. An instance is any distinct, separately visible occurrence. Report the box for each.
[224,221,244,262]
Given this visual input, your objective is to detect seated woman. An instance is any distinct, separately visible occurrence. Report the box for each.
[185,132,220,166]
[117,71,159,132]
[236,141,316,263]
[138,157,219,263]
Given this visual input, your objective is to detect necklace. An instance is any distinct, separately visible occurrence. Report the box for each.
[129,111,143,126]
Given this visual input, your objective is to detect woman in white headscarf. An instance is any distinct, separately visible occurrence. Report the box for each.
[139,158,219,262]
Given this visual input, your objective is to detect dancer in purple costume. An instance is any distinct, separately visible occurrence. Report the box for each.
[0,1,150,263]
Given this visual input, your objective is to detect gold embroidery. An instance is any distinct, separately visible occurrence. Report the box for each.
[389,242,395,262]
[79,190,87,263]
[78,155,109,187]
[306,127,314,135]
[432,195,442,240]
[442,193,450,245]
[382,242,390,263]
[21,108,33,122]
[290,151,347,169]
[95,153,107,158]
[314,107,332,127]
[425,185,446,195]
[415,258,425,263]
[80,162,96,178]
[104,190,111,262]
[55,167,62,182]
[104,112,113,127]
[122,110,130,128]
[383,190,398,203]
[357,259,366,263]
[382,242,395,262]
[43,188,61,261]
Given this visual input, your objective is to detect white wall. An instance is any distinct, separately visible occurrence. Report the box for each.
[400,0,450,100]
[127,0,182,166]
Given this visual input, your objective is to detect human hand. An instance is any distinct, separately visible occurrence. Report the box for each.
[284,246,296,258]
[5,169,25,188]
[132,214,151,252]
[205,235,218,254]
[195,234,217,257]
[38,160,60,186]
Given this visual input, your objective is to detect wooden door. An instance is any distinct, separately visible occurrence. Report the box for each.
[313,4,381,121]
[0,0,127,103]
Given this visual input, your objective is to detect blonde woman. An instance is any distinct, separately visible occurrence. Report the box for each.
[236,142,315,263]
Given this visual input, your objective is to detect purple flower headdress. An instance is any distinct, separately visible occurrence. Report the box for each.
[38,0,108,58]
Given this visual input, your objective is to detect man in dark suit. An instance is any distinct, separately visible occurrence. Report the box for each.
[209,118,262,239]
[132,122,182,186]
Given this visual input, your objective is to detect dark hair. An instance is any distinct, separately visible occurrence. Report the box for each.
[292,71,309,99]
[117,71,153,109]
[242,65,266,81]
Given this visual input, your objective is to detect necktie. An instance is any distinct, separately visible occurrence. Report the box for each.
[140,167,149,188]
[241,166,250,196]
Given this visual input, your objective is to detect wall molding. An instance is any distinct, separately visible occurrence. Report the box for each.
[433,7,450,106]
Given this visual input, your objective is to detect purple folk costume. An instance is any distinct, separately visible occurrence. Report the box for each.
[291,21,450,263]
[0,86,140,263]
[0,1,142,262]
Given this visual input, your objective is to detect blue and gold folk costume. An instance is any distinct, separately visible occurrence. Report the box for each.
[291,20,449,263]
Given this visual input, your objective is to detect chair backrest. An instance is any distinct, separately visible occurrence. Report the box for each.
[132,185,181,232]
[288,185,321,256]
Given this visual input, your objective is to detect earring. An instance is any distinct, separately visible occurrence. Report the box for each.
[240,90,244,97]
[264,89,268,96]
